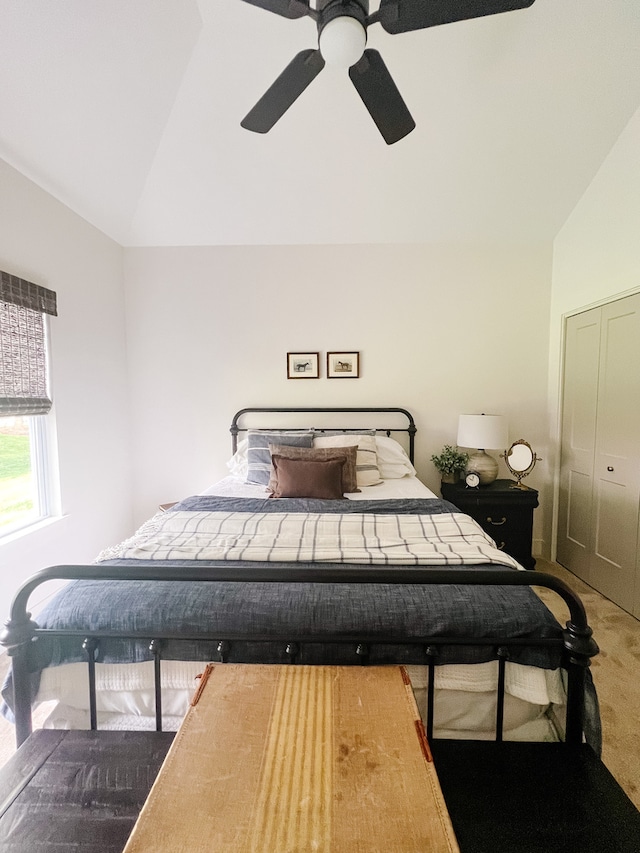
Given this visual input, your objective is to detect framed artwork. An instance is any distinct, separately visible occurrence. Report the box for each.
[327,351,359,379]
[287,352,320,379]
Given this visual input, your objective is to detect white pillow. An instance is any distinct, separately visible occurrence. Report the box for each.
[375,435,417,479]
[230,434,415,482]
[313,434,382,487]
[226,437,248,479]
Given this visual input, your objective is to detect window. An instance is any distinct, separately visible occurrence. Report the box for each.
[0,271,57,536]
[0,415,51,532]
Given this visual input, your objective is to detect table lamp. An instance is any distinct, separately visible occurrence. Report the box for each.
[457,414,508,486]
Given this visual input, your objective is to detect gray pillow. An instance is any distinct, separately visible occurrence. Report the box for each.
[246,430,314,485]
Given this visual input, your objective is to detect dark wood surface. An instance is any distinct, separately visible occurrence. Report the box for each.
[432,740,640,852]
[0,730,174,852]
[441,478,539,569]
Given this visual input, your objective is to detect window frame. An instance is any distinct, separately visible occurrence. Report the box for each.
[30,413,53,519]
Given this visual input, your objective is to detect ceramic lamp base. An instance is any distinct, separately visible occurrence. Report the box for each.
[467,450,498,486]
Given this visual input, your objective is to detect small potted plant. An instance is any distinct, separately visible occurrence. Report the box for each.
[430,445,469,484]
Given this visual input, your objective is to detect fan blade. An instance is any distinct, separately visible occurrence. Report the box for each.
[242,49,325,134]
[376,0,536,35]
[240,0,311,19]
[349,49,415,145]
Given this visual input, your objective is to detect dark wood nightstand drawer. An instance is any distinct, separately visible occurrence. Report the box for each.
[441,479,538,570]
[489,532,534,570]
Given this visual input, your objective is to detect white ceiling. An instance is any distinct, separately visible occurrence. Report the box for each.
[1,0,639,247]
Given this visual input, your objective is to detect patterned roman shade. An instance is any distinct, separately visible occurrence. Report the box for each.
[0,271,57,417]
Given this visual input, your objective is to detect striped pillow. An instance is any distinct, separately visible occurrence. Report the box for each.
[313,433,382,487]
[246,430,314,485]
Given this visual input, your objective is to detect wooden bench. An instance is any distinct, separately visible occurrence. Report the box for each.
[122,665,460,852]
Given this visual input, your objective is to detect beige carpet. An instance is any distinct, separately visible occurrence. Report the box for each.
[534,558,640,809]
[0,561,638,810]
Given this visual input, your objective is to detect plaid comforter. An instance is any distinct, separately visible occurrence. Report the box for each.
[4,495,567,704]
[99,507,521,569]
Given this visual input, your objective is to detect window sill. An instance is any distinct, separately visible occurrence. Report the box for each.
[0,514,66,547]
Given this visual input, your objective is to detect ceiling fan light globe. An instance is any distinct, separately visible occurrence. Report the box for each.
[319,16,366,68]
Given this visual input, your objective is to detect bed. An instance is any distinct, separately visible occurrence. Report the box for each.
[2,407,600,752]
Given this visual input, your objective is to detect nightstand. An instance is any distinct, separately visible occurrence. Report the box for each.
[440,479,539,570]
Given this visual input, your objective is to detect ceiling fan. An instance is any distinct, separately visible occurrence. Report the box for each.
[240,0,536,145]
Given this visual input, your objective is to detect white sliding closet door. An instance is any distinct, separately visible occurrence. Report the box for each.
[558,293,640,616]
[557,308,600,581]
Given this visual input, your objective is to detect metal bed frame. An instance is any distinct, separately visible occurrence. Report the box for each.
[2,406,598,749]
[0,407,598,744]
[230,406,417,461]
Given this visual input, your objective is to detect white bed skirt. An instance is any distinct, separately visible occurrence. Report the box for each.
[35,659,566,743]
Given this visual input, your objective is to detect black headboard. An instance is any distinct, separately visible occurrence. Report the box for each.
[230,407,417,463]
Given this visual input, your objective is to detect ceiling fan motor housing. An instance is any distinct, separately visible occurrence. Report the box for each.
[318,0,368,35]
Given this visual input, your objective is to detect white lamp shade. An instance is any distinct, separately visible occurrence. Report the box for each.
[319,17,366,68]
[457,414,508,450]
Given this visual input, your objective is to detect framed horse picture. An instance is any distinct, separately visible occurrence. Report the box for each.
[327,352,359,378]
[287,352,320,379]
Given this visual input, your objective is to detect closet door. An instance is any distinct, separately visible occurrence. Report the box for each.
[558,293,640,615]
[589,294,640,612]
[557,308,600,582]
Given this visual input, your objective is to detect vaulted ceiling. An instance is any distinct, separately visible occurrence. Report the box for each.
[1,0,639,247]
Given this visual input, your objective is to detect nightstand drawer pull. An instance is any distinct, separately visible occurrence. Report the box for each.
[497,542,506,551]
[486,516,507,526]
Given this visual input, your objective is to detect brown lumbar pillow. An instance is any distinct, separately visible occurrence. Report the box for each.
[270,455,347,500]
[267,444,359,494]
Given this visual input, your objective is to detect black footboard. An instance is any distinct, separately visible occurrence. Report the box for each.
[2,565,598,749]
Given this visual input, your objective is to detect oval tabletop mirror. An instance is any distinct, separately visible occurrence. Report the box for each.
[503,440,540,489]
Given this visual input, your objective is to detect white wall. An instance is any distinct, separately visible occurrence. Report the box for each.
[548,106,640,551]
[0,160,133,621]
[123,242,554,552]
[0,159,561,625]
[552,105,640,316]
